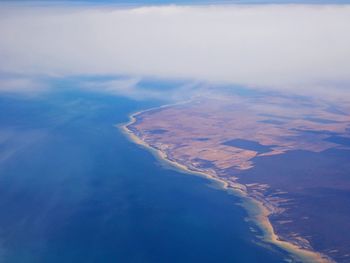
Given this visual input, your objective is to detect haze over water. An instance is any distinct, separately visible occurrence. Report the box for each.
[0,84,291,262]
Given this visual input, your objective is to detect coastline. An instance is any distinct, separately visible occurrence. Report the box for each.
[118,108,333,263]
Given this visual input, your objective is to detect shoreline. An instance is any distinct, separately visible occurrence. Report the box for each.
[118,107,333,263]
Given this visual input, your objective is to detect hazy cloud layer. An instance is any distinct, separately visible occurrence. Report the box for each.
[0,4,349,98]
[0,75,48,94]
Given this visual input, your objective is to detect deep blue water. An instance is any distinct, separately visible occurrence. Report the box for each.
[0,88,289,262]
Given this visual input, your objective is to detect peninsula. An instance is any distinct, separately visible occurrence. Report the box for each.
[122,93,350,262]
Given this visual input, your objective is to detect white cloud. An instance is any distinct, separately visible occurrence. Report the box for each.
[79,77,206,101]
[0,75,48,94]
[0,4,350,98]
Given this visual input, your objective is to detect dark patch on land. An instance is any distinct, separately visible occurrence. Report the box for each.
[237,148,350,262]
[147,129,168,135]
[258,113,295,120]
[259,119,285,125]
[325,106,348,116]
[325,136,350,147]
[193,137,210,141]
[291,128,339,136]
[303,117,341,124]
[222,139,274,154]
[279,134,324,145]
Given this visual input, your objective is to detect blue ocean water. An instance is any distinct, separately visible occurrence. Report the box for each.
[0,88,288,262]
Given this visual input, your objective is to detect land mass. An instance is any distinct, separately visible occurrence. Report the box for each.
[123,93,350,262]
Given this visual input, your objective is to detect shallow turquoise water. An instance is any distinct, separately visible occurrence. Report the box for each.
[0,88,289,262]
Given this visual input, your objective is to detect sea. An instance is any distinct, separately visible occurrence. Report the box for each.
[0,79,292,262]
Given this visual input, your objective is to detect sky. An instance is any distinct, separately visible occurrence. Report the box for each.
[0,2,349,100]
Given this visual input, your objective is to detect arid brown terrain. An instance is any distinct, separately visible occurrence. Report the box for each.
[127,93,350,262]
